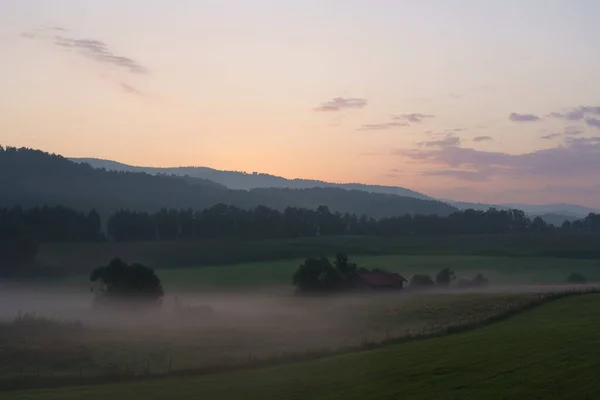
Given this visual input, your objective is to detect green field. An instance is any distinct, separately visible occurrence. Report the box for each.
[48,254,600,292]
[37,233,600,274]
[6,293,600,399]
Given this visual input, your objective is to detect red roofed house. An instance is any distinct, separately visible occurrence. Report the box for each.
[357,272,407,290]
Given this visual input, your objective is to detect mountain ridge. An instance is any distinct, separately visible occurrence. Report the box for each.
[71,157,598,218]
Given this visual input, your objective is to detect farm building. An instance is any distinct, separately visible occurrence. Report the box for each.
[357,272,407,290]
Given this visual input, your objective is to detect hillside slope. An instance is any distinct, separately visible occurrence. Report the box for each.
[0,147,456,218]
[71,157,433,200]
[7,294,600,399]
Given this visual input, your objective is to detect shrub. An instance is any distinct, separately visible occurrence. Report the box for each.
[435,268,456,287]
[410,274,435,288]
[566,273,587,284]
[90,257,164,307]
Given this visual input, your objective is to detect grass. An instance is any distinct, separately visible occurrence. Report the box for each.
[50,254,600,292]
[36,233,600,273]
[5,293,600,399]
[0,291,545,381]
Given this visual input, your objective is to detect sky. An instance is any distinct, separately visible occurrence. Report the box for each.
[2,0,600,207]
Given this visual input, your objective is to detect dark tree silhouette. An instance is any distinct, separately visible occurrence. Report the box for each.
[566,273,587,284]
[90,258,164,307]
[435,268,456,287]
[410,274,435,288]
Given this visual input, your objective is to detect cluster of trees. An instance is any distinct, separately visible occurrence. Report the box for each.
[107,205,600,242]
[292,253,359,293]
[292,255,489,293]
[0,206,103,277]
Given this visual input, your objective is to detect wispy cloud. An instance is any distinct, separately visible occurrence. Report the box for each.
[399,136,600,182]
[550,105,600,121]
[394,113,435,123]
[472,136,493,142]
[509,112,541,122]
[540,133,561,140]
[586,118,600,129]
[358,122,409,131]
[118,82,145,97]
[22,27,149,75]
[53,36,148,74]
[424,169,493,182]
[314,97,367,112]
[421,135,461,148]
[564,126,583,136]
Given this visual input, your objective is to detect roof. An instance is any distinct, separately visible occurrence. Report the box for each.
[358,273,407,287]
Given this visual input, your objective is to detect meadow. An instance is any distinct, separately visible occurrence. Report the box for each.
[5,293,600,399]
[0,288,549,381]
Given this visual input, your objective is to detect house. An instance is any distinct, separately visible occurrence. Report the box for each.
[357,272,407,290]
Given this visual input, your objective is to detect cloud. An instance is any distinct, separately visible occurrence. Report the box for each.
[549,110,585,121]
[314,97,367,112]
[472,136,493,142]
[53,36,148,74]
[421,135,461,148]
[586,118,600,129]
[509,112,541,122]
[564,126,583,136]
[358,122,409,131]
[540,133,561,140]
[22,27,148,75]
[118,82,145,97]
[424,169,492,182]
[394,113,435,123]
[550,106,600,120]
[399,136,600,182]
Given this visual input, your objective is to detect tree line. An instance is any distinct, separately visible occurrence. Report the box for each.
[107,205,600,241]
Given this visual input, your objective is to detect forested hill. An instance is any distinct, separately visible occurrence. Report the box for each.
[0,147,457,218]
[71,157,432,200]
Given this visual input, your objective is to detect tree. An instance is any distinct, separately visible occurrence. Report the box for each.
[334,252,357,282]
[90,258,164,307]
[410,274,435,288]
[292,256,343,293]
[435,268,456,287]
[566,273,587,284]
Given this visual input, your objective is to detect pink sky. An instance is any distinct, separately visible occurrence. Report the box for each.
[2,1,600,207]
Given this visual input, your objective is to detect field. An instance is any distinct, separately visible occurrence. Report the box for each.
[33,253,600,292]
[5,293,600,399]
[5,235,600,398]
[0,288,552,381]
[36,233,600,273]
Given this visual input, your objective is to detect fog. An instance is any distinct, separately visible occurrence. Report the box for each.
[0,282,590,375]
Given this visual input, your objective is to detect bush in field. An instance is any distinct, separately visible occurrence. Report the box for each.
[458,273,490,289]
[410,274,435,288]
[90,257,164,307]
[435,268,456,287]
[566,273,587,284]
[293,253,359,293]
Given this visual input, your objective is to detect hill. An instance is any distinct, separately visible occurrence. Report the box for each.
[74,158,597,222]
[0,147,456,218]
[6,294,600,399]
[70,157,433,200]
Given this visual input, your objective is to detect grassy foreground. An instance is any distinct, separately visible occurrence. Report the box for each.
[7,294,600,399]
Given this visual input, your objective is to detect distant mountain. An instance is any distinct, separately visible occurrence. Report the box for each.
[0,147,457,219]
[70,158,433,200]
[70,157,598,222]
[500,203,599,218]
